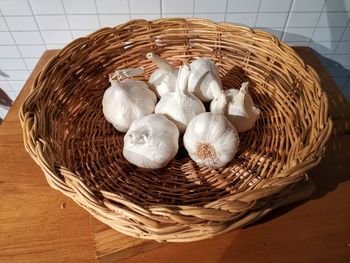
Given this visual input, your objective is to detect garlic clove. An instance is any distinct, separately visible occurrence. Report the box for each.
[102,69,157,133]
[155,65,205,134]
[184,112,239,168]
[210,81,260,133]
[146,52,178,98]
[188,58,222,102]
[123,114,179,169]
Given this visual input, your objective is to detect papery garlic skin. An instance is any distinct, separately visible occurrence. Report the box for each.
[188,58,222,102]
[184,112,239,168]
[123,114,179,169]
[155,65,205,134]
[146,52,178,98]
[210,82,260,133]
[102,79,157,133]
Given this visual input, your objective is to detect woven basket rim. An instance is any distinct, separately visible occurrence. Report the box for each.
[19,18,333,242]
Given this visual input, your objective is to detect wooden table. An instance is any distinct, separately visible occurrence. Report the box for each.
[1,48,350,263]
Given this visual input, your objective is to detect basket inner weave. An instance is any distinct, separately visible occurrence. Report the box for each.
[36,22,319,207]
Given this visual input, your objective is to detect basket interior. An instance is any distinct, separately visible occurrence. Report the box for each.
[34,20,323,206]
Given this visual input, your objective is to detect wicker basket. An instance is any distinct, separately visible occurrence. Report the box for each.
[20,18,332,242]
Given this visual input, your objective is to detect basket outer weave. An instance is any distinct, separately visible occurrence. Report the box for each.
[19,19,332,242]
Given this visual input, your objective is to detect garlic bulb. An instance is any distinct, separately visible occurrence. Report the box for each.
[102,68,157,133]
[210,82,260,133]
[123,114,179,169]
[154,65,205,134]
[188,58,222,102]
[184,111,239,168]
[146,52,178,98]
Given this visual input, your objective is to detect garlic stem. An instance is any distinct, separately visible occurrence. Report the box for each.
[146,52,175,72]
[175,65,190,97]
[108,75,125,92]
[211,92,227,115]
[235,81,249,107]
[240,81,249,94]
[116,67,144,79]
[109,67,146,91]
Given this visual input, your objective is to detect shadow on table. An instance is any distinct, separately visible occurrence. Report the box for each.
[249,133,350,228]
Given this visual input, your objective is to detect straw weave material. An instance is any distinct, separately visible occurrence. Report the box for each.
[20,18,332,242]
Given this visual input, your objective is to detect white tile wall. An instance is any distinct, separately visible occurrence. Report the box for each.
[67,15,99,29]
[194,13,225,22]
[18,45,46,57]
[1,0,350,121]
[0,16,7,30]
[341,27,350,41]
[0,0,32,15]
[96,0,129,14]
[256,13,288,27]
[36,15,69,30]
[317,12,349,27]
[0,59,27,70]
[162,0,194,14]
[0,46,21,58]
[227,0,260,12]
[291,0,325,12]
[226,13,257,27]
[259,0,292,12]
[335,41,350,54]
[12,31,43,45]
[286,13,320,28]
[313,28,344,42]
[162,13,193,18]
[131,14,161,20]
[41,30,72,44]
[30,0,65,14]
[325,0,350,12]
[99,14,130,27]
[0,32,15,45]
[129,0,160,14]
[194,0,227,13]
[62,0,96,14]
[71,29,95,38]
[283,27,315,41]
[5,16,38,31]
[24,58,40,70]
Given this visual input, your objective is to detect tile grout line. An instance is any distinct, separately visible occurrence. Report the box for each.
[280,0,295,41]
[93,0,102,27]
[223,0,228,22]
[253,0,262,27]
[159,0,163,18]
[0,8,29,92]
[330,19,350,60]
[309,0,328,46]
[192,0,195,17]
[127,0,132,20]
[60,0,74,39]
[26,0,48,51]
[3,11,350,16]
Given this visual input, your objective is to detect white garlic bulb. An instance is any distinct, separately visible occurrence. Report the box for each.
[102,68,157,133]
[184,111,239,169]
[210,82,260,133]
[123,114,179,169]
[146,52,178,98]
[154,65,205,134]
[188,58,222,102]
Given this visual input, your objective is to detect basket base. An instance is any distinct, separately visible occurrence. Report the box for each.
[91,179,315,263]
